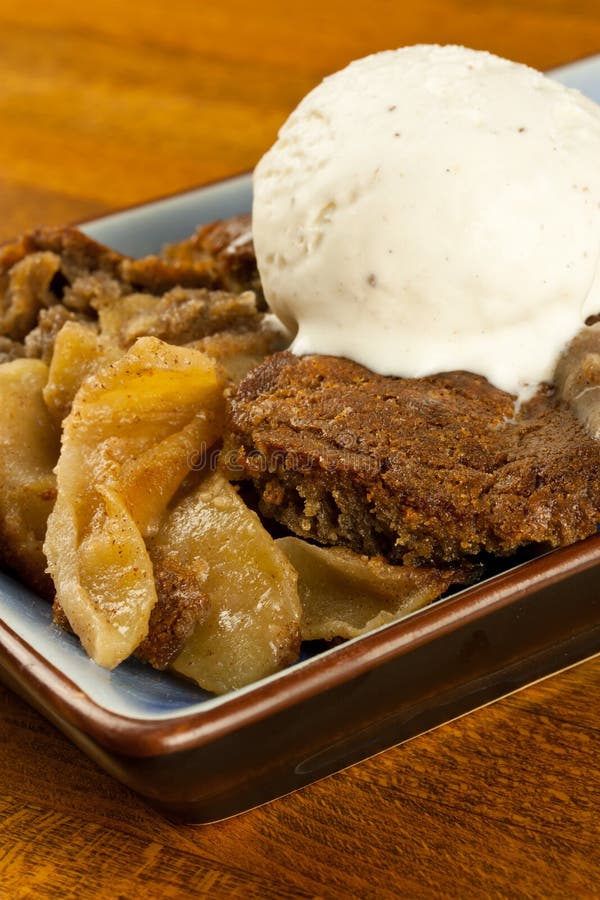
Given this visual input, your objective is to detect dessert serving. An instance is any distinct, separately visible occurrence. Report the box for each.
[0,46,599,698]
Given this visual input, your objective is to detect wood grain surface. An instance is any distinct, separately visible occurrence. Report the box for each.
[0,1,598,897]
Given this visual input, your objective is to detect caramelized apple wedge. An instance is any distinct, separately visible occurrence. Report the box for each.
[158,472,301,694]
[555,323,600,439]
[43,320,122,425]
[277,537,457,640]
[44,337,226,669]
[0,359,59,596]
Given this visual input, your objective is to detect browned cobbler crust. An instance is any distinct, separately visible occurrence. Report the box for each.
[0,223,266,358]
[0,218,260,301]
[225,351,600,565]
[161,213,263,305]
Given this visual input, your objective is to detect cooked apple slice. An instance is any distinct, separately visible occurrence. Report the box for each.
[44,337,226,669]
[43,320,122,425]
[277,537,457,640]
[158,472,301,694]
[555,323,600,439]
[0,358,59,596]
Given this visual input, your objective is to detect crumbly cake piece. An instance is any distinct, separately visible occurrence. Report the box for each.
[135,552,210,670]
[225,351,600,565]
[0,335,26,364]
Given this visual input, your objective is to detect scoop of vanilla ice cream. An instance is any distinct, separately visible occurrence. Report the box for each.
[252,45,600,396]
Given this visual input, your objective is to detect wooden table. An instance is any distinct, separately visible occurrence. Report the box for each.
[0,1,599,896]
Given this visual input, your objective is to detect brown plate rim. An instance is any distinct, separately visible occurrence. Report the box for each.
[1,533,599,758]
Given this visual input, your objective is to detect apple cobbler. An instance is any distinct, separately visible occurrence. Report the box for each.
[0,218,598,694]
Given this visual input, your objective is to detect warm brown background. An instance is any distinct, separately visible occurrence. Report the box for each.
[0,1,599,896]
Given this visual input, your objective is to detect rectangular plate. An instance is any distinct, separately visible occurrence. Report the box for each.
[1,56,599,823]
